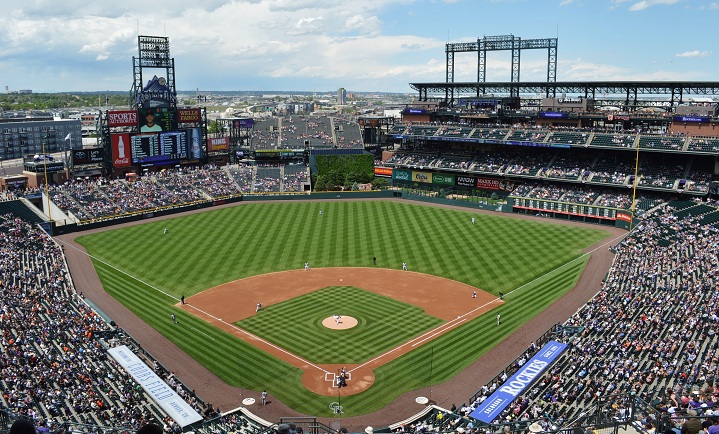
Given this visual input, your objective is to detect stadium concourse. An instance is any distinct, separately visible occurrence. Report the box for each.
[1,162,719,433]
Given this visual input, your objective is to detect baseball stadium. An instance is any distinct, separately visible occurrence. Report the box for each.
[0,33,718,434]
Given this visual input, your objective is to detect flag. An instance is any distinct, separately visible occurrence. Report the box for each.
[64,133,71,141]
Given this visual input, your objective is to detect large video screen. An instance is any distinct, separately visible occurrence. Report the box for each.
[138,107,177,133]
[131,131,188,165]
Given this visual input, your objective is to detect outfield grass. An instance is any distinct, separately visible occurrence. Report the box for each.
[239,286,444,364]
[76,200,610,416]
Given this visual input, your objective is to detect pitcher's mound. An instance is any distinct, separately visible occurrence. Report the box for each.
[322,316,358,330]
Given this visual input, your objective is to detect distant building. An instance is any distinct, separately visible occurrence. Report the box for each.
[338,88,346,105]
[0,118,81,161]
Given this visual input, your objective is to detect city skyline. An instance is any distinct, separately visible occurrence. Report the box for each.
[2,0,719,94]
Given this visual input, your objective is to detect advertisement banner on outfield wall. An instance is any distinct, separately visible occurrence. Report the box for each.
[616,212,632,222]
[470,340,567,423]
[412,171,432,183]
[392,169,411,182]
[108,345,203,427]
[432,173,455,186]
[476,178,515,191]
[374,167,393,177]
[456,175,475,187]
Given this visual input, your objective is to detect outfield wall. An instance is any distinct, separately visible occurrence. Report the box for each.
[49,192,396,234]
[47,188,629,235]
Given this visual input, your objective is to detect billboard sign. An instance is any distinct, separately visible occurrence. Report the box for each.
[207,136,230,152]
[392,169,411,181]
[456,175,476,187]
[188,128,202,159]
[412,171,432,183]
[108,110,138,127]
[233,118,254,128]
[476,178,515,191]
[433,173,455,186]
[374,167,393,178]
[616,212,632,222]
[177,108,203,123]
[111,133,132,168]
[538,111,568,119]
[72,147,105,165]
[470,340,567,423]
[673,115,710,123]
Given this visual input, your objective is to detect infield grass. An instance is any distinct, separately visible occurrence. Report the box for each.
[239,286,444,364]
[76,200,610,416]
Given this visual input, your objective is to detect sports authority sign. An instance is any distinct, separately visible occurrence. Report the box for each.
[107,110,138,127]
[470,340,567,423]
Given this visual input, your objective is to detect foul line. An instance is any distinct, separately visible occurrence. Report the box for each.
[59,230,627,378]
[58,239,330,374]
[350,231,627,374]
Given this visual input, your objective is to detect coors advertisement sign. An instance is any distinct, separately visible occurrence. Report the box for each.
[108,111,138,127]
[111,133,132,168]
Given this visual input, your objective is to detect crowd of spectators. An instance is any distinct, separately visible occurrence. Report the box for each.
[36,164,310,223]
[458,201,719,429]
[0,212,207,431]
[383,141,713,197]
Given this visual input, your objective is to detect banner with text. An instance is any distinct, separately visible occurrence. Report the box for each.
[432,173,455,186]
[412,171,432,183]
[392,169,411,182]
[107,110,138,127]
[108,345,203,427]
[470,340,567,423]
[177,108,202,123]
[111,133,132,168]
[374,167,393,178]
[208,136,230,152]
[456,175,476,188]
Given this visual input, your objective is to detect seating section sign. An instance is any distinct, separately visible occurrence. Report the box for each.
[108,345,203,427]
[470,340,567,423]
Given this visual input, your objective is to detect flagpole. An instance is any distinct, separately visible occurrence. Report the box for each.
[64,133,71,173]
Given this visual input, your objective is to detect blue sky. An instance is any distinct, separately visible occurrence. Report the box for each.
[1,0,717,93]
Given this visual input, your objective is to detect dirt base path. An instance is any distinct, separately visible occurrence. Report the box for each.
[184,267,500,396]
[57,198,627,430]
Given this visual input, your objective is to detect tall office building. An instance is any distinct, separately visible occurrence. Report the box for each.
[337,88,346,105]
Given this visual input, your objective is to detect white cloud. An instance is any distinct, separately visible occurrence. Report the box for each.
[621,0,680,11]
[675,50,712,58]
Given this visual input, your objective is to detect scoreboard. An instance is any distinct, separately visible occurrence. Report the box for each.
[131,131,187,164]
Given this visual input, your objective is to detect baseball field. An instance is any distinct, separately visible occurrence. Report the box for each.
[75,200,610,417]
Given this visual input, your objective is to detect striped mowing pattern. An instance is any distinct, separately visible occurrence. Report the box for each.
[77,200,609,416]
[239,286,444,364]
